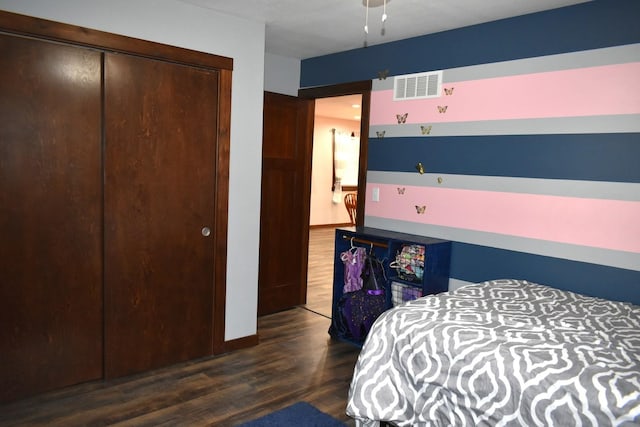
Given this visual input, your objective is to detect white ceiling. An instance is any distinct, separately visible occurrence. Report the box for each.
[178,0,589,60]
[176,0,589,121]
[315,94,363,121]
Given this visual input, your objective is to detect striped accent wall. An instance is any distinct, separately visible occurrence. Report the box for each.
[365,44,640,304]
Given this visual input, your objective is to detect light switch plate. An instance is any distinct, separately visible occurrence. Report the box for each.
[372,187,380,202]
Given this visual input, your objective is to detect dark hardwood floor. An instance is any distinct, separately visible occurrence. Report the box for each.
[0,226,360,426]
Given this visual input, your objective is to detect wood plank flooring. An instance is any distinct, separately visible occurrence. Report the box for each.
[0,226,360,426]
[304,226,344,318]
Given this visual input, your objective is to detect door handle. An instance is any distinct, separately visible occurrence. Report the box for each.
[201,227,211,237]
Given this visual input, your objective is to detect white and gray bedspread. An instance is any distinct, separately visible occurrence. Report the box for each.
[347,279,640,426]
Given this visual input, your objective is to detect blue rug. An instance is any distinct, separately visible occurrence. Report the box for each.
[238,402,346,427]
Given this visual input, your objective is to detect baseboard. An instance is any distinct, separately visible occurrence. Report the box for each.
[219,334,259,353]
[310,223,352,229]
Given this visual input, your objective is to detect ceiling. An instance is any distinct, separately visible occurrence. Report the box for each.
[315,94,363,122]
[178,0,589,60]
[177,0,589,121]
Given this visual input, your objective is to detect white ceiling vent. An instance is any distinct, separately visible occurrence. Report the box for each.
[394,71,443,101]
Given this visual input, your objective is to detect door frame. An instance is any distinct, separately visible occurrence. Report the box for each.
[299,80,373,229]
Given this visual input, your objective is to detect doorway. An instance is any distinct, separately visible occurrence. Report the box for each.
[299,81,372,319]
[257,81,370,317]
[305,94,362,318]
[310,95,362,225]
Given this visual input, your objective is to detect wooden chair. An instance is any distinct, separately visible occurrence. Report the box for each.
[344,192,357,225]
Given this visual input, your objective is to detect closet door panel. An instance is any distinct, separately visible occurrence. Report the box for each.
[104,53,218,378]
[0,34,103,402]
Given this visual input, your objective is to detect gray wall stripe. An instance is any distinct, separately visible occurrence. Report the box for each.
[448,278,475,292]
[369,115,640,138]
[366,171,640,201]
[364,217,640,272]
[371,43,640,91]
[443,43,640,83]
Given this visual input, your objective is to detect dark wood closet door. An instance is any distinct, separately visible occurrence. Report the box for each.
[104,53,218,379]
[258,92,314,315]
[0,34,103,402]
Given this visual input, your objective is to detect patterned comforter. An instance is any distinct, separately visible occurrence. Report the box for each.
[347,279,640,426]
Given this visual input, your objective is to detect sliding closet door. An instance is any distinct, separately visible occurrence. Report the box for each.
[104,53,219,378]
[0,34,103,401]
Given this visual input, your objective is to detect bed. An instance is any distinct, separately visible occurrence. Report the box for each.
[346,279,640,426]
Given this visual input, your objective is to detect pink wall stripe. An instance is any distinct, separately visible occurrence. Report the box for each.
[365,183,640,253]
[370,63,640,126]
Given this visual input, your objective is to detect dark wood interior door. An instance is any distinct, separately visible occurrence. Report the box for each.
[0,34,103,402]
[104,53,219,379]
[258,92,314,315]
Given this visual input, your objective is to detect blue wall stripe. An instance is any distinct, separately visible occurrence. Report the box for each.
[367,134,640,183]
[301,0,640,88]
[449,243,640,306]
[366,171,640,202]
[364,217,640,272]
[372,43,640,91]
[369,115,640,138]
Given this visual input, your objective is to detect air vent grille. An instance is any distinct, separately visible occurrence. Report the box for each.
[393,71,442,100]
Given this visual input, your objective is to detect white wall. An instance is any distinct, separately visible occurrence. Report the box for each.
[264,52,301,96]
[0,0,265,341]
[310,116,360,226]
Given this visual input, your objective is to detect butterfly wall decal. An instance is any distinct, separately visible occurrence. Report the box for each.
[396,113,408,124]
[415,205,426,214]
[437,106,448,113]
[420,125,432,135]
[377,69,389,80]
[444,87,454,95]
[376,130,386,138]
[397,187,406,195]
